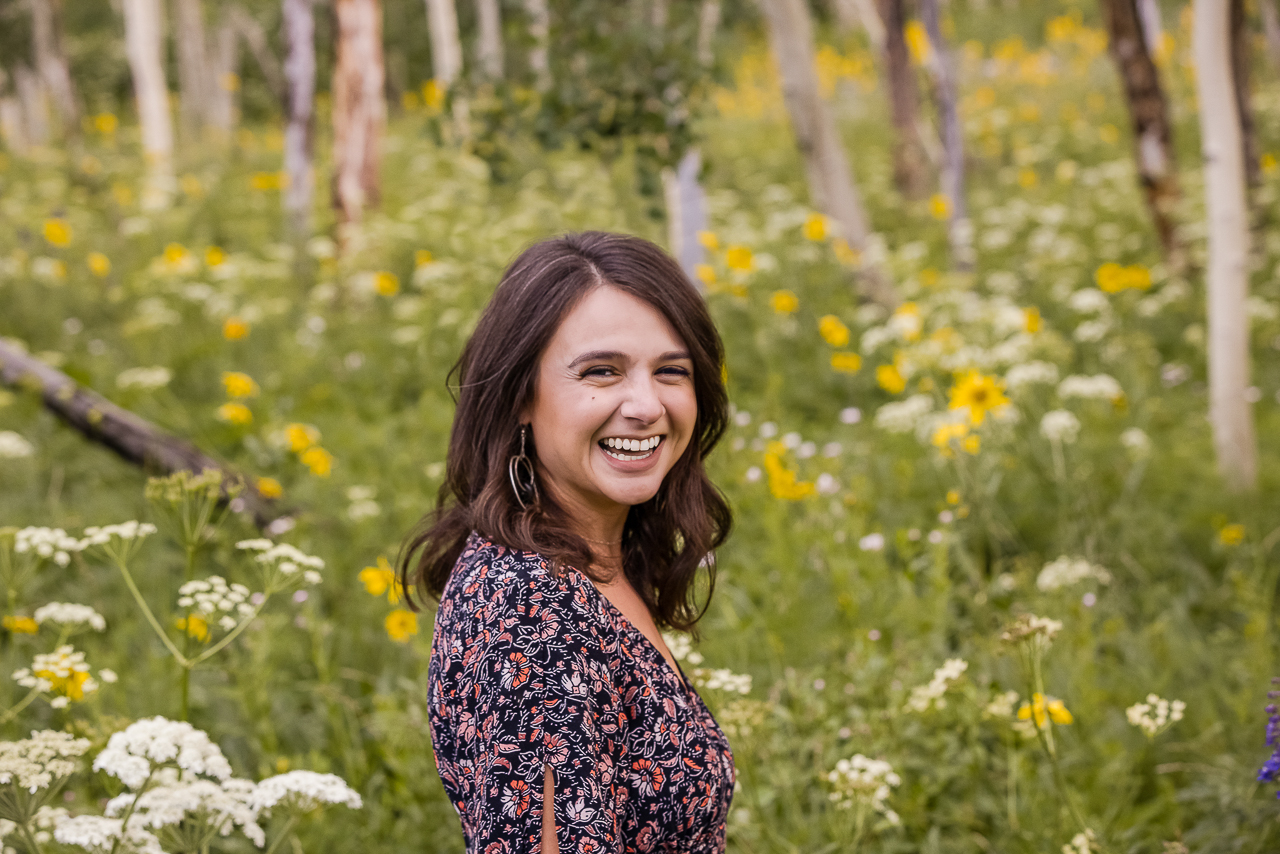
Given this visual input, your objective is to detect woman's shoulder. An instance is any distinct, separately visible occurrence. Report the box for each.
[442,530,577,614]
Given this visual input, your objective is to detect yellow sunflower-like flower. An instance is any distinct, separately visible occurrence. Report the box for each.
[385,609,419,643]
[3,615,39,634]
[1218,524,1245,546]
[221,371,259,399]
[300,446,333,477]
[257,477,283,499]
[802,213,827,242]
[724,245,753,272]
[216,402,253,425]
[770,290,799,314]
[929,194,951,220]
[87,252,112,277]
[876,363,907,395]
[830,352,862,374]
[360,556,402,604]
[818,315,850,348]
[222,317,249,340]
[374,271,400,296]
[43,218,72,247]
[948,370,1009,426]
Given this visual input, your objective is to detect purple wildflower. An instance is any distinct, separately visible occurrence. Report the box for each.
[1258,682,1280,792]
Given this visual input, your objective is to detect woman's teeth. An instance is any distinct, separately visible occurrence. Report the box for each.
[601,436,662,460]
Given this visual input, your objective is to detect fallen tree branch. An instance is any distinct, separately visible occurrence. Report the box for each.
[0,339,287,529]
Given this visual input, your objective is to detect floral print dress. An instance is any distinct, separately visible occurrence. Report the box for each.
[427,531,735,854]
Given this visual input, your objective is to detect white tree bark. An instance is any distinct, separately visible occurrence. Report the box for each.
[13,66,49,146]
[29,0,78,131]
[1137,0,1163,53]
[206,17,239,135]
[174,0,210,135]
[1194,0,1257,490]
[426,0,463,86]
[475,0,505,80]
[0,69,27,153]
[663,149,709,289]
[920,0,972,268]
[332,0,385,229]
[1263,0,1280,71]
[832,0,885,50]
[284,0,315,238]
[759,0,897,307]
[697,0,722,67]
[123,0,176,209]
[523,0,551,90]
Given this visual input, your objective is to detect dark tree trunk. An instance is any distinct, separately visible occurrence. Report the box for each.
[920,0,971,269]
[1231,0,1260,187]
[332,0,385,229]
[1100,0,1181,260]
[876,0,929,198]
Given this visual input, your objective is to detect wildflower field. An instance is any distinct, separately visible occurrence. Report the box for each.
[2,2,1280,852]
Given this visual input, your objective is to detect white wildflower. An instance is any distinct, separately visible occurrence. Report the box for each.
[247,770,362,814]
[826,754,901,824]
[904,659,969,713]
[1040,410,1082,444]
[115,367,173,391]
[859,533,885,552]
[0,431,35,459]
[93,718,232,789]
[15,646,99,702]
[53,814,164,854]
[984,690,1020,719]
[177,577,252,619]
[874,394,933,433]
[33,603,107,632]
[815,473,840,495]
[1062,828,1098,854]
[78,522,158,548]
[1068,289,1110,314]
[14,527,84,567]
[1004,360,1059,389]
[1001,613,1064,644]
[1126,694,1185,738]
[690,668,752,695]
[1037,556,1112,591]
[105,774,265,847]
[659,633,702,665]
[1058,374,1123,401]
[839,407,862,425]
[0,730,90,792]
[1120,427,1150,455]
[1073,318,1111,342]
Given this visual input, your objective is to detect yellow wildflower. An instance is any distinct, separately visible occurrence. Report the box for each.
[876,363,907,394]
[360,556,402,604]
[374,271,400,297]
[43,218,72,247]
[93,112,118,134]
[962,434,981,455]
[1017,168,1039,189]
[206,246,227,267]
[285,423,321,453]
[87,252,112,277]
[904,20,932,65]
[221,371,259,399]
[919,268,940,288]
[802,213,827,242]
[1218,524,1245,546]
[385,609,419,643]
[929,194,951,220]
[1018,692,1073,728]
[300,446,334,477]
[3,615,39,634]
[832,238,860,267]
[176,614,210,642]
[162,244,191,271]
[415,249,434,267]
[422,79,445,112]
[250,172,286,191]
[1263,153,1278,176]
[1024,306,1042,333]
[697,231,720,252]
[257,477,283,499]
[695,264,716,287]
[818,315,850,348]
[725,246,754,274]
[946,489,961,505]
[222,317,249,340]
[763,449,815,501]
[932,422,969,456]
[948,370,1009,426]
[1099,123,1120,144]
[831,352,862,374]
[216,402,253,425]
[770,290,799,314]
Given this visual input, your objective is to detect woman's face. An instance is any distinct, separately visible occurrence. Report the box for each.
[521,284,697,523]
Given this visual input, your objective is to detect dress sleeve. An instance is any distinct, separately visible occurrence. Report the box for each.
[467,576,623,854]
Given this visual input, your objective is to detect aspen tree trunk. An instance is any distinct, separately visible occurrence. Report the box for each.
[697,0,722,67]
[0,69,27,153]
[833,0,885,49]
[1262,0,1280,71]
[760,0,898,308]
[123,0,176,209]
[426,0,463,86]
[649,0,669,29]
[230,6,286,102]
[1100,0,1181,260]
[206,17,239,135]
[174,0,210,135]
[920,0,972,269]
[1137,0,1163,52]
[284,0,316,239]
[29,0,78,131]
[13,67,49,146]
[877,0,929,198]
[1194,0,1257,491]
[475,0,504,80]
[523,0,551,91]
[331,0,385,229]
[1230,0,1260,187]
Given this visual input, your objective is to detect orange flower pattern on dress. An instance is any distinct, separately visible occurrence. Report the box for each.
[427,532,735,853]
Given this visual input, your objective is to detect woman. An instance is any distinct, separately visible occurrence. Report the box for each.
[398,231,735,853]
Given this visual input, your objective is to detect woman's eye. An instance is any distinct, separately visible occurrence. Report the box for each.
[583,366,617,377]
[658,367,691,378]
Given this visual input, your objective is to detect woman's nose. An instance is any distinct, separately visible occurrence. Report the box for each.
[619,375,663,423]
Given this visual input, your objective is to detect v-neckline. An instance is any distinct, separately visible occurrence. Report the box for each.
[573,566,693,694]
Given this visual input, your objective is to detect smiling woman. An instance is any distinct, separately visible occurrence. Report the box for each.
[397,232,735,854]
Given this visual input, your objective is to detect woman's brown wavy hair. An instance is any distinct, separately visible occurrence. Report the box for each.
[395,231,731,631]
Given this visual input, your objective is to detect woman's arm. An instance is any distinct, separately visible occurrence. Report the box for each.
[542,764,558,854]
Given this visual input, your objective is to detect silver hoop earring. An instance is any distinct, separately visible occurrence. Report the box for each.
[508,424,539,510]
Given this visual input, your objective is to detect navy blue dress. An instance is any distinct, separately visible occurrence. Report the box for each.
[427,532,735,853]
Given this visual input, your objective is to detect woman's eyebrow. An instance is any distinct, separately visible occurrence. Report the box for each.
[566,349,691,369]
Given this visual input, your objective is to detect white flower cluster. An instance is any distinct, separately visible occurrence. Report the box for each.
[14,646,100,706]
[1062,828,1098,854]
[93,717,232,789]
[105,772,265,847]
[1000,613,1064,644]
[236,539,324,585]
[1126,694,1185,738]
[904,658,969,713]
[178,577,255,631]
[826,754,901,824]
[0,430,35,459]
[79,521,158,547]
[0,730,90,792]
[984,690,1020,720]
[247,770,363,814]
[1037,557,1112,592]
[874,395,933,434]
[1040,409,1082,444]
[660,632,704,665]
[116,366,173,391]
[690,668,752,695]
[14,527,84,567]
[1120,427,1150,455]
[53,814,164,854]
[1058,374,1123,401]
[1004,360,1059,390]
[33,602,107,632]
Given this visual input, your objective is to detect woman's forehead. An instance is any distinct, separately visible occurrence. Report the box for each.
[547,285,687,358]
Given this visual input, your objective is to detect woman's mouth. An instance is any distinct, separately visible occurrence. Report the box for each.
[598,435,664,462]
